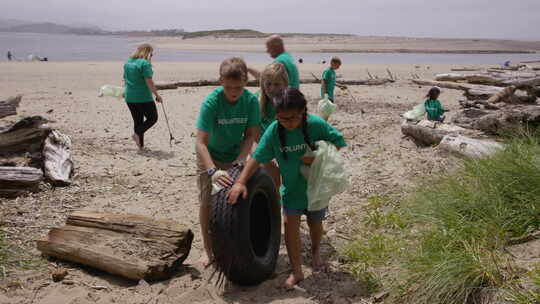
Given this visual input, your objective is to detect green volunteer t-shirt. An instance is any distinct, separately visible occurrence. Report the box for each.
[321,68,337,100]
[196,87,261,163]
[274,52,300,89]
[424,99,445,121]
[123,58,154,103]
[252,114,346,209]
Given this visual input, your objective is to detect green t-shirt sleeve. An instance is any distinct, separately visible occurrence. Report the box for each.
[252,125,275,163]
[142,61,153,78]
[313,116,346,148]
[247,94,262,127]
[196,98,216,132]
[322,69,330,81]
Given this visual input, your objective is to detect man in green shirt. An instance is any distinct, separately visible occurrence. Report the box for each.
[321,57,341,102]
[248,35,300,89]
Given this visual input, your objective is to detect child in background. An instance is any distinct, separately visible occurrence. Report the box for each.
[195,57,261,267]
[258,62,289,192]
[424,87,447,122]
[321,57,341,102]
[228,88,346,287]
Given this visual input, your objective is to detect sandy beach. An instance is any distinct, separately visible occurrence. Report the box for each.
[152,36,540,54]
[0,58,490,303]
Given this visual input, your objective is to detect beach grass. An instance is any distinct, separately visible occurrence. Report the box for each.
[340,134,540,303]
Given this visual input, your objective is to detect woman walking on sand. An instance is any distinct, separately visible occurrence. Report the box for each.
[123,43,162,150]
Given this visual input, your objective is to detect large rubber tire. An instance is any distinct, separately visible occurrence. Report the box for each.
[210,165,281,286]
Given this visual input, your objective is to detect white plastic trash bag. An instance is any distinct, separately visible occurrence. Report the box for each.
[318,94,337,120]
[98,85,124,98]
[402,103,426,120]
[304,141,349,211]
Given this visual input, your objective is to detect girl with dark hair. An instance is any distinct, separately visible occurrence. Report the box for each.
[227,88,346,287]
[424,86,447,122]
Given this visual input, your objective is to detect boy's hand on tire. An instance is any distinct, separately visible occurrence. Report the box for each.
[211,170,234,187]
[227,183,247,205]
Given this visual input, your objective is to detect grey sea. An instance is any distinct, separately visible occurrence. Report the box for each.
[1,32,539,64]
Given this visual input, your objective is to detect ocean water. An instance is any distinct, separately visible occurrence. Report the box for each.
[1,32,539,65]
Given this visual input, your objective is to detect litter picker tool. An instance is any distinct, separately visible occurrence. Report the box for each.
[344,87,366,117]
[159,101,177,147]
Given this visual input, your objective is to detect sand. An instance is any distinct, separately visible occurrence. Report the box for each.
[152,36,540,53]
[0,59,467,303]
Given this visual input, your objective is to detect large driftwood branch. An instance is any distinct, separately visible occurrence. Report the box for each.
[66,211,193,247]
[502,77,540,88]
[452,105,540,134]
[401,120,470,146]
[438,135,504,158]
[411,79,499,92]
[37,212,194,281]
[156,78,394,90]
[435,73,504,85]
[487,86,517,103]
[0,166,43,197]
[0,116,51,156]
[451,68,482,72]
[506,231,540,246]
[43,130,74,186]
[0,95,22,119]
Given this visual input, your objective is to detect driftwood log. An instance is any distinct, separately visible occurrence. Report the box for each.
[435,73,504,85]
[0,116,51,156]
[0,95,22,119]
[401,120,471,146]
[438,135,504,158]
[37,211,194,281]
[411,79,498,92]
[451,68,482,72]
[452,105,540,134]
[156,78,394,90]
[0,166,43,197]
[435,73,540,87]
[43,130,74,186]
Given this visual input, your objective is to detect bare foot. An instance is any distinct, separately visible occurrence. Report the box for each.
[198,253,213,268]
[312,252,326,271]
[131,134,141,149]
[284,272,304,289]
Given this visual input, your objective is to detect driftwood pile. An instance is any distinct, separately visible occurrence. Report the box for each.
[0,96,74,197]
[403,64,540,157]
[156,77,394,90]
[37,211,194,281]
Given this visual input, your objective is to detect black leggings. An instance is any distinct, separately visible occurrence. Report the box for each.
[126,102,158,147]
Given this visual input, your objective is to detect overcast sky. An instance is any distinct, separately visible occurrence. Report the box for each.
[3,0,540,40]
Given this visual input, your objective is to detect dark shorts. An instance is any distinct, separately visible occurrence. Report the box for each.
[282,206,328,222]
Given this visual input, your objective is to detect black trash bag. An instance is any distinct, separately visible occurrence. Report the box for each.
[210,165,281,286]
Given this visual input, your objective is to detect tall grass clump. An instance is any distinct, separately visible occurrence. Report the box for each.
[505,263,540,304]
[402,136,540,304]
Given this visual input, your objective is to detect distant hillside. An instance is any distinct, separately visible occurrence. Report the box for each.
[181,29,267,39]
[0,19,27,29]
[180,29,356,40]
[0,21,105,35]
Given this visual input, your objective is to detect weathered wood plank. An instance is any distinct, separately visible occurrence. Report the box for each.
[0,116,51,156]
[401,120,469,146]
[43,130,74,186]
[37,215,194,281]
[0,95,22,119]
[156,78,393,90]
[0,166,43,197]
[66,211,193,247]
